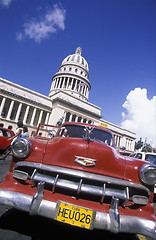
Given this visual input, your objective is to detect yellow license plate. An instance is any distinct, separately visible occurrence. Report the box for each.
[56,202,95,229]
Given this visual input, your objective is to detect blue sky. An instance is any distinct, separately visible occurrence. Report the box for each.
[0,0,156,145]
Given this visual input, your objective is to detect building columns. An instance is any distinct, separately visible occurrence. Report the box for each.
[30,108,37,126]
[69,114,73,122]
[0,97,6,117]
[37,110,43,126]
[23,105,30,124]
[6,100,14,120]
[15,103,22,122]
[45,112,50,124]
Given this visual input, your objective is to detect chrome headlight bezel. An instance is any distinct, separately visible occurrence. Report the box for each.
[140,163,156,185]
[11,138,31,159]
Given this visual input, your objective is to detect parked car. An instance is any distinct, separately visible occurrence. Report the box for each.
[130,152,156,164]
[130,152,156,196]
[0,122,156,239]
[0,127,14,154]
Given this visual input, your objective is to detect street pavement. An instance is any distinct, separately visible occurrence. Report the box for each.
[0,156,151,240]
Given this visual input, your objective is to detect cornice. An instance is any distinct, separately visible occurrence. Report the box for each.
[52,97,102,119]
[0,88,52,112]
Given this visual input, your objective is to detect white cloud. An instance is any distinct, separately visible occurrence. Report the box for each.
[121,88,156,147]
[0,0,12,7]
[17,4,66,43]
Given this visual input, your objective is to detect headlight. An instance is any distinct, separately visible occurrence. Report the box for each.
[140,164,156,185]
[11,138,31,158]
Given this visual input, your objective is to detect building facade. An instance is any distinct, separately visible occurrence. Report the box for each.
[0,47,135,151]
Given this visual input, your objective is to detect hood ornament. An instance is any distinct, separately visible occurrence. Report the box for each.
[75,156,96,167]
[83,126,94,143]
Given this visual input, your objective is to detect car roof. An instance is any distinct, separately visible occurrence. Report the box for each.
[145,152,156,155]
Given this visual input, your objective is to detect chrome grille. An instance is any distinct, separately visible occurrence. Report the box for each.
[13,161,150,206]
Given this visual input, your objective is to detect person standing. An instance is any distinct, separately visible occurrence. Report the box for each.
[21,126,29,138]
[8,120,24,143]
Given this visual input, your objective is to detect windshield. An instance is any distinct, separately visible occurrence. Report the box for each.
[145,154,156,165]
[57,124,114,147]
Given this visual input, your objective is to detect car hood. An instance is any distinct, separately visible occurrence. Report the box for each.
[42,138,126,179]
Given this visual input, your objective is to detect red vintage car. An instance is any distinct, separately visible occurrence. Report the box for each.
[0,122,156,239]
[0,127,14,154]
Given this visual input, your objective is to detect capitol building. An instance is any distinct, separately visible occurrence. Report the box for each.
[0,47,135,152]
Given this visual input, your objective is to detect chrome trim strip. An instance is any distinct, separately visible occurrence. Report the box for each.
[77,178,83,195]
[29,181,45,215]
[0,190,155,239]
[100,183,106,203]
[30,172,129,202]
[14,161,150,195]
[52,174,59,193]
[109,196,120,233]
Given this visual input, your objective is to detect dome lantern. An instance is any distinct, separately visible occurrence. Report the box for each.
[75,47,82,55]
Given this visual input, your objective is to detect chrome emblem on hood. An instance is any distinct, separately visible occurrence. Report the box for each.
[75,156,96,167]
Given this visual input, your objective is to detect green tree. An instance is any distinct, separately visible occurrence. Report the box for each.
[142,143,152,152]
[135,138,143,150]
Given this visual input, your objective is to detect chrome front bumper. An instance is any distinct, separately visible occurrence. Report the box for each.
[0,187,156,239]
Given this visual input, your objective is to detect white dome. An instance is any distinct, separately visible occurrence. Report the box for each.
[61,47,89,71]
[49,47,91,101]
